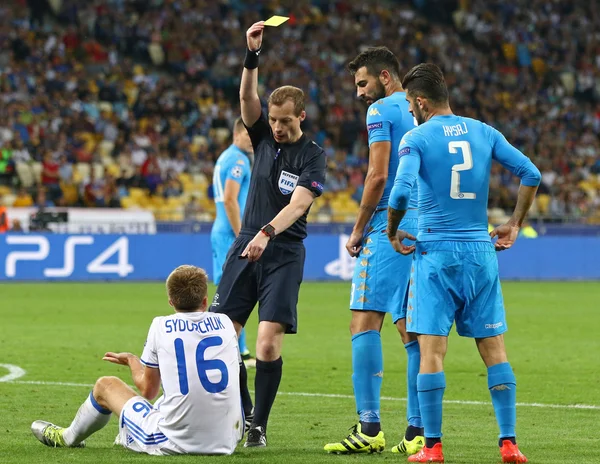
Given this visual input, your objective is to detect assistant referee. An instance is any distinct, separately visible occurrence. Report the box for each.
[209,21,327,448]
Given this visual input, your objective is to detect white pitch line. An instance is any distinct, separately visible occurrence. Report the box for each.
[5,379,600,411]
[0,364,26,382]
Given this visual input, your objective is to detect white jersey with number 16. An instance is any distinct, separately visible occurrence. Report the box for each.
[140,311,242,454]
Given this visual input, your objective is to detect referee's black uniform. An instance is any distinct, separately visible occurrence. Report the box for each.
[210,112,326,333]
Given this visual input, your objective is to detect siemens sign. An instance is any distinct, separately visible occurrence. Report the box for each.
[1,234,599,281]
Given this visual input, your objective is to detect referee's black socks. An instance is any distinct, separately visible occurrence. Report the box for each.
[252,357,283,429]
[239,361,253,417]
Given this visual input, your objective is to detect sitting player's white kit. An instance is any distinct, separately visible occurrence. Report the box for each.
[124,311,243,454]
[31,265,243,456]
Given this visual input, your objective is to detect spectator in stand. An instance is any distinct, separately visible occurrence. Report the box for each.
[83,168,106,207]
[41,152,62,203]
[13,187,34,207]
[141,150,162,194]
[35,188,55,208]
[0,0,594,222]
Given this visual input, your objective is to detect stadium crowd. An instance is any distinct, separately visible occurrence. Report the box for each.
[0,0,598,223]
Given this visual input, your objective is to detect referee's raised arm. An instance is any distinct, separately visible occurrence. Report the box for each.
[240,22,264,128]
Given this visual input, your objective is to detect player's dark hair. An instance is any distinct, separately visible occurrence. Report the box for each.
[166,265,207,311]
[401,63,449,105]
[347,46,401,80]
[268,86,305,116]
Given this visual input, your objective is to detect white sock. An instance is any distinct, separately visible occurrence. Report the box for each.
[62,392,112,446]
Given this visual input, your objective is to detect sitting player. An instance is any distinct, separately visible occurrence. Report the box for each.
[31,265,243,455]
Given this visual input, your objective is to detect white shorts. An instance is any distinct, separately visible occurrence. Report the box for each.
[118,396,185,456]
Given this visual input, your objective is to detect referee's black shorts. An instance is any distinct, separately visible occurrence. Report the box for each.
[209,233,305,334]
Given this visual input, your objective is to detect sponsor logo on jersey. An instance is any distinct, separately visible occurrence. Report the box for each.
[399,147,411,156]
[367,122,383,131]
[211,293,220,307]
[368,107,381,116]
[278,170,299,195]
[311,181,324,192]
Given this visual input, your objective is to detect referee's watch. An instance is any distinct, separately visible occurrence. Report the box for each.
[260,224,276,240]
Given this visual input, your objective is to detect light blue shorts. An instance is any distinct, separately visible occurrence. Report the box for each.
[210,230,235,285]
[350,209,418,323]
[406,241,507,338]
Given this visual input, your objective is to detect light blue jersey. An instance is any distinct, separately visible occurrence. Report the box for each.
[366,92,418,210]
[211,144,250,285]
[390,114,541,338]
[350,92,418,321]
[212,144,251,236]
[390,115,541,242]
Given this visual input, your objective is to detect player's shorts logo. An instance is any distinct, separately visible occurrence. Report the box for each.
[278,170,299,195]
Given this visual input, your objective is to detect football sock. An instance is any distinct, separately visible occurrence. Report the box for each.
[417,372,445,440]
[405,340,423,429]
[488,362,517,442]
[499,436,517,447]
[352,330,382,436]
[252,357,283,429]
[426,437,442,448]
[405,425,425,441]
[239,361,253,416]
[62,392,111,446]
[238,328,250,356]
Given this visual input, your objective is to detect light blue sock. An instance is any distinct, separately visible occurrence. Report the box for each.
[405,341,423,428]
[352,330,383,424]
[238,328,249,356]
[417,372,445,438]
[488,362,517,439]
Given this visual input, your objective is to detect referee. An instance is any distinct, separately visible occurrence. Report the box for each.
[210,21,327,448]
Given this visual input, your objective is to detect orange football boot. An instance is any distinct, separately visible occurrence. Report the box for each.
[407,442,444,463]
[500,440,528,463]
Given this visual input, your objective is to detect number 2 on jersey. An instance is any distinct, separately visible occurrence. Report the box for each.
[448,141,476,200]
[174,336,229,394]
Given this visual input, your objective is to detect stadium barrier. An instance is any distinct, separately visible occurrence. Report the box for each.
[1,233,598,281]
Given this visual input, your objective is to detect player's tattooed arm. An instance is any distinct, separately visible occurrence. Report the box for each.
[509,185,539,227]
[386,206,405,239]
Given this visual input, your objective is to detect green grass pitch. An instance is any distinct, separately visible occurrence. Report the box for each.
[0,281,599,463]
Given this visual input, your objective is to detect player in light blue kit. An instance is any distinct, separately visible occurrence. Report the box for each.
[387,63,539,463]
[324,47,423,455]
[211,118,254,367]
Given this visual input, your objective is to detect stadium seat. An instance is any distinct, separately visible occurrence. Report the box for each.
[93,163,105,179]
[31,162,42,184]
[120,196,137,209]
[2,193,16,206]
[15,162,35,188]
[75,163,91,182]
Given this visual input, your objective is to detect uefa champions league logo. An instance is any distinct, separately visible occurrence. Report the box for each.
[324,234,355,281]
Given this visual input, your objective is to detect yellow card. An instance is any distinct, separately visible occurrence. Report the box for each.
[264,15,289,27]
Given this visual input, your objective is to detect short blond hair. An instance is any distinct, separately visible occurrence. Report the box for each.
[166,265,208,311]
[268,85,305,116]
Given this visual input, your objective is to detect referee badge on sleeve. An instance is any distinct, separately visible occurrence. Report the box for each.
[278,170,299,195]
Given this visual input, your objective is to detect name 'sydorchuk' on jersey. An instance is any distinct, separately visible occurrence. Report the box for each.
[366,92,418,210]
[390,115,541,241]
[241,112,326,241]
[212,144,251,235]
[140,312,242,454]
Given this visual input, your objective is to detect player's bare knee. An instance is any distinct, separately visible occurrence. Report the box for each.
[476,336,508,367]
[93,376,119,401]
[350,310,383,335]
[395,319,417,344]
